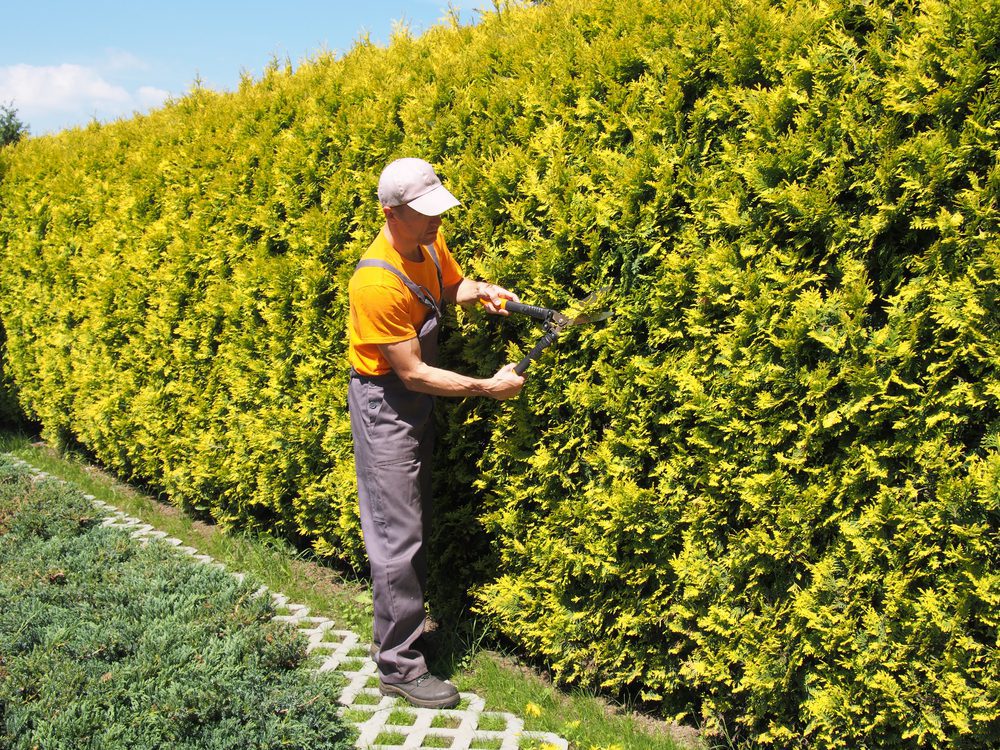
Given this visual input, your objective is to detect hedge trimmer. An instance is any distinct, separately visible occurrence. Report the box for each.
[495,287,612,374]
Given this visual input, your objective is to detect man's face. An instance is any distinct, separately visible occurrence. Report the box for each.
[386,203,442,248]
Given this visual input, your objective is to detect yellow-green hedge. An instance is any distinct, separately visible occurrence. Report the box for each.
[0,323,23,426]
[1,0,999,745]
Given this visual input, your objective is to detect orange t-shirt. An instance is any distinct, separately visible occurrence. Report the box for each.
[348,229,464,376]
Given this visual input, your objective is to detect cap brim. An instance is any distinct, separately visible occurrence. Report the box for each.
[407,185,461,216]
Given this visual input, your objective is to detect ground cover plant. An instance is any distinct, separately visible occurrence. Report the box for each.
[1,0,999,746]
[0,455,353,750]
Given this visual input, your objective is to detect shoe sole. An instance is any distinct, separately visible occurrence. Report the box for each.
[379,682,460,710]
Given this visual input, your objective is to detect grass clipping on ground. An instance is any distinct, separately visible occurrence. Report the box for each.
[0,456,353,750]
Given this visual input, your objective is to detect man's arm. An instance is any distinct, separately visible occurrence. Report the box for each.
[379,336,523,399]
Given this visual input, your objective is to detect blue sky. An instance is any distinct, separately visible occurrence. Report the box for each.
[1,1,480,136]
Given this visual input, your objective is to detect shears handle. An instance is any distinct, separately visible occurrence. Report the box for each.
[514,328,560,375]
[495,299,555,322]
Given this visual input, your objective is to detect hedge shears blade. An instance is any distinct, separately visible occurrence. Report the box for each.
[496,286,612,374]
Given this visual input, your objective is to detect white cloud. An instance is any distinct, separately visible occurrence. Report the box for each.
[0,61,174,134]
[0,63,130,113]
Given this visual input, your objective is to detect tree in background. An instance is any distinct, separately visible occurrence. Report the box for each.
[0,103,27,147]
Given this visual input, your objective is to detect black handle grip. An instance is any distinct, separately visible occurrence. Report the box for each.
[503,300,554,322]
[514,328,560,375]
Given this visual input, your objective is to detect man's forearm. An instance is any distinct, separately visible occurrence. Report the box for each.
[449,278,488,306]
[394,359,502,398]
[377,313,523,400]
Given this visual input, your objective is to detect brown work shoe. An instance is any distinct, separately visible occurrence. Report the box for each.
[379,673,460,709]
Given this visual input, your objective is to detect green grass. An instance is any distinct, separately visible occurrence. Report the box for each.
[389,708,418,726]
[352,691,384,706]
[431,714,463,729]
[476,714,509,732]
[423,735,455,748]
[340,708,372,724]
[457,654,693,750]
[0,431,695,749]
[0,452,354,750]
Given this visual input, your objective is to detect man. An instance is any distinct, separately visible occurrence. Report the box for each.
[347,157,524,709]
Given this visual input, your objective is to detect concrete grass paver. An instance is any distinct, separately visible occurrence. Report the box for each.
[6,455,568,750]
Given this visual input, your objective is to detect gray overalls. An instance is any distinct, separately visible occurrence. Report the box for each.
[347,244,443,684]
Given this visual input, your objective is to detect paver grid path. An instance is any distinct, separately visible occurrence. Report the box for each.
[8,456,568,750]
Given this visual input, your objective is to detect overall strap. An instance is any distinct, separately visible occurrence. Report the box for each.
[355,244,444,317]
[423,242,444,303]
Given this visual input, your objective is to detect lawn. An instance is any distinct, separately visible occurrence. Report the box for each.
[0,453,355,750]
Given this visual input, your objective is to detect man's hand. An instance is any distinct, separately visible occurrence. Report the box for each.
[487,363,525,400]
[445,278,519,313]
[477,282,518,315]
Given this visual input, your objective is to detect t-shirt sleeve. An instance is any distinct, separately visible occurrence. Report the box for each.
[350,282,418,344]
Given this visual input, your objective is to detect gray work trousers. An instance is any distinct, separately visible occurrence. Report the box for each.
[348,372,434,683]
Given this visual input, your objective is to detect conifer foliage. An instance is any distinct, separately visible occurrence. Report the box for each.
[0,0,998,745]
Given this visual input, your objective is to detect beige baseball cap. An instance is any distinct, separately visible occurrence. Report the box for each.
[377,157,461,216]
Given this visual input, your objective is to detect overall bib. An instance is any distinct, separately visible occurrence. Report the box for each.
[347,244,443,684]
